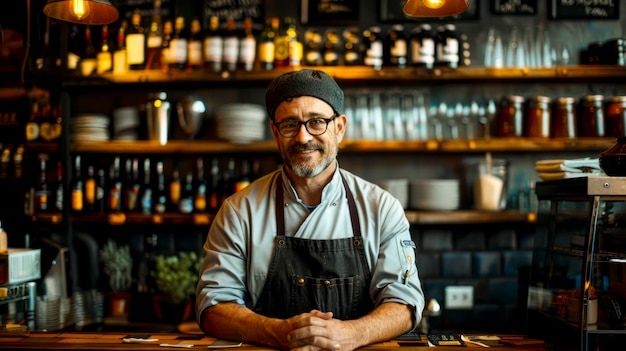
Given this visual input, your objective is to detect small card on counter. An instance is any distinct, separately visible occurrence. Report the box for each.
[207,339,243,348]
[427,333,465,346]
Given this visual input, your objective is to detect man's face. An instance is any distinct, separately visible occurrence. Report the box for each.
[270,96,346,179]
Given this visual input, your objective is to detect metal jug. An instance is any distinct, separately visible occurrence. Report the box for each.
[146,92,171,145]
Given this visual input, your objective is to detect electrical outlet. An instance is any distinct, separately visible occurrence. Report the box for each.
[445,286,473,309]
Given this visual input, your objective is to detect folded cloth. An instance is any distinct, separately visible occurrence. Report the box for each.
[538,170,604,181]
[535,158,601,173]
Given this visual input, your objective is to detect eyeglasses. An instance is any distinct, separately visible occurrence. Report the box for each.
[273,115,338,138]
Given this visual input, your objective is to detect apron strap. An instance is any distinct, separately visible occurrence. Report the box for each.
[275,172,362,238]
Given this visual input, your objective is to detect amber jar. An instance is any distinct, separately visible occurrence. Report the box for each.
[606,96,626,137]
[496,95,525,137]
[525,96,551,138]
[579,95,605,137]
[552,97,578,138]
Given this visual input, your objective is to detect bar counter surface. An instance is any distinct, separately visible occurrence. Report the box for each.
[0,331,564,351]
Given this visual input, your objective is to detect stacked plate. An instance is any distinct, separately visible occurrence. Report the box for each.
[112,107,140,141]
[374,179,409,209]
[215,103,266,144]
[410,179,460,211]
[71,114,110,142]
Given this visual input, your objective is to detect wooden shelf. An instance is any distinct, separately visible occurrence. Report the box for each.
[405,210,534,225]
[70,138,616,155]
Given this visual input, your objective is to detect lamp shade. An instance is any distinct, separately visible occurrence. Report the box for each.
[402,0,469,18]
[43,0,119,25]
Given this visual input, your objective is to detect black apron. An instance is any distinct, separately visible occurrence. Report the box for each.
[253,174,374,320]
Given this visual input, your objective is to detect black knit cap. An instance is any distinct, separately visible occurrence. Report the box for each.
[265,69,344,120]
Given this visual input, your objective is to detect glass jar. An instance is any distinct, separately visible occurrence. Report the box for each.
[579,95,605,137]
[606,96,626,137]
[525,96,552,138]
[496,95,525,137]
[552,97,577,138]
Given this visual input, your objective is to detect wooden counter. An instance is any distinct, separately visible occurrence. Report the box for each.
[0,332,564,351]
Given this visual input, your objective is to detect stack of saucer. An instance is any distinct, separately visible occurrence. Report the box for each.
[410,179,460,211]
[71,114,110,142]
[215,103,266,144]
[112,107,140,140]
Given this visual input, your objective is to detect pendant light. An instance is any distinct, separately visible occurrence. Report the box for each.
[43,0,119,25]
[402,0,469,18]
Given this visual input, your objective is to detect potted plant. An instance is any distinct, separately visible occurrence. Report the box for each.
[99,239,133,318]
[150,251,203,324]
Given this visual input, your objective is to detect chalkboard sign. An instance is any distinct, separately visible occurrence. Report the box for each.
[491,0,537,15]
[203,0,265,29]
[379,0,479,22]
[115,0,175,22]
[549,0,619,20]
[300,0,360,25]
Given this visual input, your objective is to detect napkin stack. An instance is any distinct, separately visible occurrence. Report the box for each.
[535,158,604,180]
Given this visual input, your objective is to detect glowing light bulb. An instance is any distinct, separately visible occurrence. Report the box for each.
[69,0,90,20]
[422,0,445,9]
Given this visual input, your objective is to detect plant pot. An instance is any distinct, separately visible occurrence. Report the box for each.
[107,292,132,318]
[153,295,194,325]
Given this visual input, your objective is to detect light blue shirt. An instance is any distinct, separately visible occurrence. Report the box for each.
[196,165,424,327]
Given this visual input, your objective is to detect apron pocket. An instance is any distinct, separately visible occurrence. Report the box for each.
[290,275,362,320]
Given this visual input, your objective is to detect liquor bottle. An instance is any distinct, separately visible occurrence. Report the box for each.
[385,24,408,68]
[97,24,112,74]
[124,158,141,212]
[126,9,146,70]
[84,165,96,212]
[274,17,289,68]
[179,171,194,214]
[82,26,97,76]
[34,157,49,213]
[160,20,173,70]
[208,158,220,211]
[153,161,167,214]
[36,17,53,71]
[54,161,63,212]
[222,17,239,73]
[108,157,123,212]
[303,29,323,66]
[435,24,459,69]
[203,16,223,73]
[113,20,128,74]
[234,159,251,192]
[363,26,383,71]
[239,17,256,72]
[25,100,41,143]
[67,25,81,70]
[168,16,188,71]
[194,157,207,213]
[169,167,181,211]
[257,17,277,71]
[323,30,340,66]
[96,168,106,212]
[410,24,435,69]
[187,18,203,70]
[140,158,152,215]
[343,29,361,66]
[71,155,84,213]
[145,0,163,70]
[286,17,302,67]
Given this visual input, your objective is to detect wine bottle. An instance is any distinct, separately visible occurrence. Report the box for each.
[187,18,203,70]
[203,16,223,73]
[71,155,84,213]
[363,26,383,71]
[97,24,112,74]
[239,17,256,72]
[34,156,49,213]
[169,167,181,211]
[234,159,251,192]
[168,16,188,71]
[343,29,361,66]
[145,0,163,70]
[125,158,141,212]
[96,168,106,213]
[113,20,128,74]
[82,26,97,76]
[385,24,408,68]
[410,24,435,69]
[274,17,289,68]
[179,171,194,214]
[160,20,173,70]
[153,161,167,214]
[140,158,152,215]
[126,9,146,70]
[323,30,340,66]
[208,158,220,211]
[222,17,239,73]
[54,160,63,212]
[194,157,207,213]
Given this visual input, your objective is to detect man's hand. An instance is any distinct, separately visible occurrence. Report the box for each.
[285,310,360,351]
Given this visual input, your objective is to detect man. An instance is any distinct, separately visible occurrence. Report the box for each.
[196,69,424,351]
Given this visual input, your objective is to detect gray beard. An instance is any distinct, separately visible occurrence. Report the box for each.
[289,155,333,178]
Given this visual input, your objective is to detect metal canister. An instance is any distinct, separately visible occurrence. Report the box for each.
[552,97,578,138]
[579,95,605,137]
[606,96,626,137]
[525,96,552,138]
[496,95,525,137]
